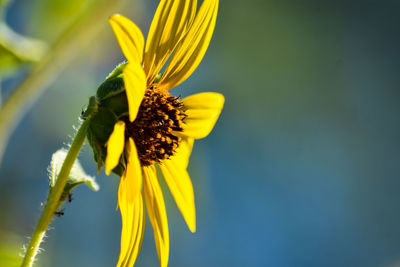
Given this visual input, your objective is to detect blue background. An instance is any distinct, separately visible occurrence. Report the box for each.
[1,0,400,266]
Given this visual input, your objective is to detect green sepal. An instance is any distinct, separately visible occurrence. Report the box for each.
[49,149,99,207]
[96,76,125,102]
[153,73,162,84]
[88,107,117,144]
[86,62,131,177]
[81,96,98,120]
[96,61,128,102]
[86,106,125,176]
[98,89,129,118]
[87,107,117,172]
[86,128,104,173]
[105,61,128,80]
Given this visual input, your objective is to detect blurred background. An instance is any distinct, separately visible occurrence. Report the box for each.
[1,0,400,266]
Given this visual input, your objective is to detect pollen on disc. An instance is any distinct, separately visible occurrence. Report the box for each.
[123,87,187,166]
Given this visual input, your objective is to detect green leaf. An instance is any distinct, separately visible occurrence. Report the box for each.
[49,149,99,204]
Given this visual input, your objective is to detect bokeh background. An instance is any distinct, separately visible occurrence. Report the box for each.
[1,0,400,266]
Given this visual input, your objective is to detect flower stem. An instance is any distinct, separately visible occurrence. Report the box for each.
[20,120,89,267]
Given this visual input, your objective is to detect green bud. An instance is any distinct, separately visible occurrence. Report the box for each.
[96,76,125,102]
[96,77,129,117]
[87,106,118,173]
[85,62,130,176]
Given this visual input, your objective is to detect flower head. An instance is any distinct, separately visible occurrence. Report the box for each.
[86,0,223,266]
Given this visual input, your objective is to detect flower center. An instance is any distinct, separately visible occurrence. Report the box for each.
[123,86,186,166]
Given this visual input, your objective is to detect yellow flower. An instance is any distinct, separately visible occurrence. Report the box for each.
[103,0,223,266]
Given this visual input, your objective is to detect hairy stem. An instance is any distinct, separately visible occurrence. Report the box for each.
[20,120,89,267]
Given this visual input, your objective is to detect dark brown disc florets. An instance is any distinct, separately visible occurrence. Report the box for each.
[123,86,186,166]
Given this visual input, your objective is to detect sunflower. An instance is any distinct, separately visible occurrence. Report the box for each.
[92,0,223,266]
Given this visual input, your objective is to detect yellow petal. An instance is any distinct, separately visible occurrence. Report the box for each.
[170,137,194,169]
[159,160,196,232]
[109,14,145,64]
[181,92,224,139]
[125,138,143,201]
[159,0,218,90]
[123,62,146,122]
[105,121,126,175]
[143,165,169,267]
[117,176,145,267]
[143,0,197,85]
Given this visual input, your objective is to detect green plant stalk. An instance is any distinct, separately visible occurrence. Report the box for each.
[0,0,127,165]
[0,77,2,107]
[20,120,89,267]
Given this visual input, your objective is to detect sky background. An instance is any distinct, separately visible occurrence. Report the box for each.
[1,0,400,266]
